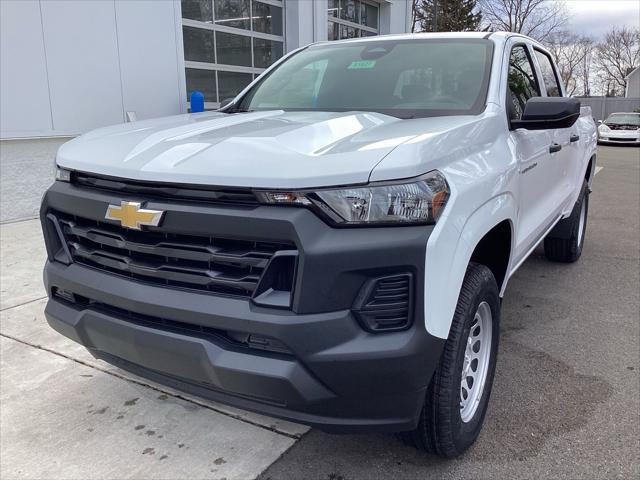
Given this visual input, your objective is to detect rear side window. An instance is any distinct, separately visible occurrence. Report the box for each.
[534,50,562,97]
[507,45,540,120]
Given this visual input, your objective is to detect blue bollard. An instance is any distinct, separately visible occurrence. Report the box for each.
[190,91,204,113]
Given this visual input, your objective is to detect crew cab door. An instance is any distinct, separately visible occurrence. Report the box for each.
[532,48,580,213]
[506,43,564,261]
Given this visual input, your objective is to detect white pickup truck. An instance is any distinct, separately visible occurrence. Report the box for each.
[41,32,597,457]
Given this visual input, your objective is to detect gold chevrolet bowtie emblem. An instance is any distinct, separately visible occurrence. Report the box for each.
[105,201,164,230]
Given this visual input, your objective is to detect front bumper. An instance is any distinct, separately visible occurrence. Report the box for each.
[598,131,640,144]
[41,181,444,432]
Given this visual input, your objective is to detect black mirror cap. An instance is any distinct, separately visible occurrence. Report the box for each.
[510,97,581,131]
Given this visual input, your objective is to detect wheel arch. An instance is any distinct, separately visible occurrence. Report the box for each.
[584,154,596,191]
[424,193,516,339]
[469,220,513,295]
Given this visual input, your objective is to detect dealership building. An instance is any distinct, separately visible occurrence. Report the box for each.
[0,0,412,139]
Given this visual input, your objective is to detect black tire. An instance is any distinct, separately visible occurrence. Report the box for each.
[400,263,500,458]
[544,180,589,263]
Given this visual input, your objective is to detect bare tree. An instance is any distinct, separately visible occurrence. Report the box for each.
[546,32,594,96]
[578,45,593,96]
[411,0,420,32]
[478,0,567,40]
[594,26,640,96]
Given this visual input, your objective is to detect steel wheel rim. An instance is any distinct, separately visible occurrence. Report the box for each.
[577,200,586,246]
[460,301,493,423]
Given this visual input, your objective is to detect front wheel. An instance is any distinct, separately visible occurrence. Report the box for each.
[400,263,500,457]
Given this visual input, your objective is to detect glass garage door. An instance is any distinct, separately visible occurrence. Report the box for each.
[181,0,285,109]
[327,0,379,40]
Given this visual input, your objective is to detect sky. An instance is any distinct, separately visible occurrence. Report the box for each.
[564,0,640,39]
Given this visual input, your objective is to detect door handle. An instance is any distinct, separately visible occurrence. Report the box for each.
[549,143,562,153]
[570,134,580,143]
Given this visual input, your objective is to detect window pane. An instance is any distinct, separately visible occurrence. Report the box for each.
[186,68,217,103]
[328,0,339,18]
[214,0,250,30]
[254,38,284,68]
[508,46,540,119]
[360,2,378,29]
[340,24,359,39]
[340,0,360,23]
[216,31,251,66]
[181,0,213,22]
[534,50,561,97]
[328,21,339,41]
[218,71,253,102]
[252,1,283,36]
[183,26,215,63]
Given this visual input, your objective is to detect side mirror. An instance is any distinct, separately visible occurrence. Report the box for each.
[597,119,603,124]
[510,97,581,131]
[219,98,235,109]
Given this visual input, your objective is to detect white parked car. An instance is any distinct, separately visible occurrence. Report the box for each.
[598,112,640,145]
[41,32,597,457]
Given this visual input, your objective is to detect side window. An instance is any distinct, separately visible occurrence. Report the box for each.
[507,45,540,120]
[534,50,562,97]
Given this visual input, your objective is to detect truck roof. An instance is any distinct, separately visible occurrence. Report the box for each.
[318,31,540,48]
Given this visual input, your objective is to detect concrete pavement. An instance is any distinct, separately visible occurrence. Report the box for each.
[0,138,69,223]
[1,336,295,480]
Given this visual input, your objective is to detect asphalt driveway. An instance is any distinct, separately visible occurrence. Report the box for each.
[0,140,638,479]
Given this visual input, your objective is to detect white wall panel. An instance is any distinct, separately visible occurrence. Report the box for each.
[379,0,410,35]
[115,1,185,120]
[286,0,327,51]
[40,0,124,133]
[0,1,53,137]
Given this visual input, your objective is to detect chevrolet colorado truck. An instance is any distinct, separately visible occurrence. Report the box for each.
[41,32,597,457]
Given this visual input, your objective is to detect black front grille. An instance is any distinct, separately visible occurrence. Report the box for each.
[49,211,296,299]
[607,124,639,131]
[353,274,413,332]
[72,172,259,206]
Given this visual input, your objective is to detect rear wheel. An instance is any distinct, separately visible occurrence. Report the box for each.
[544,180,589,263]
[400,263,500,457]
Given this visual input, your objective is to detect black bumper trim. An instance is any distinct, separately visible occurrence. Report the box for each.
[40,181,445,432]
[45,299,331,406]
[44,260,445,432]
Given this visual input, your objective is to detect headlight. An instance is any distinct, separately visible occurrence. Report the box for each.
[55,167,71,182]
[256,171,450,226]
[598,124,610,132]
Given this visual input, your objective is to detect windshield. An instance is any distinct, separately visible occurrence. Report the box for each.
[233,39,494,119]
[606,113,640,125]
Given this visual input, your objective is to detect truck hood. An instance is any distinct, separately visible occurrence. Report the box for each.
[57,110,485,189]
[57,110,411,189]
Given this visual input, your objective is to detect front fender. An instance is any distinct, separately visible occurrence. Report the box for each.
[424,193,516,339]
